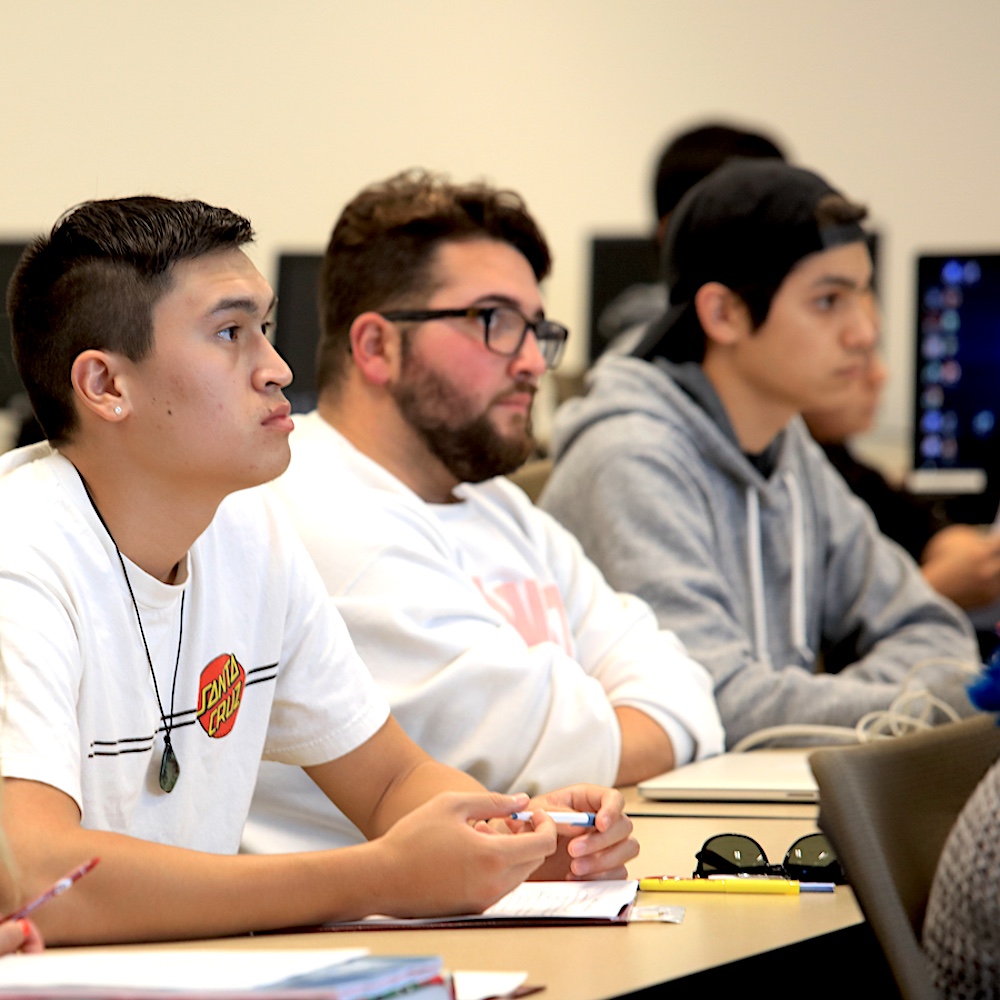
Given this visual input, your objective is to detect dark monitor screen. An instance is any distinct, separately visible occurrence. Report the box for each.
[588,236,660,362]
[273,253,323,413]
[0,242,29,409]
[911,253,1000,502]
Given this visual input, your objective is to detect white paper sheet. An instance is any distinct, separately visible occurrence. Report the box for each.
[0,947,368,991]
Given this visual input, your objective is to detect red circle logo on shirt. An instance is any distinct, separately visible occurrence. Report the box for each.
[197,653,245,738]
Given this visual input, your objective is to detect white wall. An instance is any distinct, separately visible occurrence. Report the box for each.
[4,0,1000,461]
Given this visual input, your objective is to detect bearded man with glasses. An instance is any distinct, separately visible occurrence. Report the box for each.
[243,170,724,856]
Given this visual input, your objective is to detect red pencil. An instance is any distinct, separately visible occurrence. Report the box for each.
[1,857,100,923]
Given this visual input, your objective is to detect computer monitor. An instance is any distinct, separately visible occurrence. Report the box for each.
[910,252,1000,509]
[273,252,323,413]
[0,241,30,408]
[587,236,659,362]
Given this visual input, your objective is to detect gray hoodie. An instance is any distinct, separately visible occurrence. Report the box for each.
[541,354,979,747]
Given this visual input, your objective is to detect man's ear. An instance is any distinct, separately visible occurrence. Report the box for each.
[694,282,752,348]
[348,312,403,386]
[70,350,129,423]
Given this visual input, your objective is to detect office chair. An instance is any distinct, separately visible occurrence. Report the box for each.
[810,715,1000,1000]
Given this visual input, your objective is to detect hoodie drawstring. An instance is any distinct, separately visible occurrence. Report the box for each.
[745,487,769,665]
[744,474,813,666]
[783,471,814,662]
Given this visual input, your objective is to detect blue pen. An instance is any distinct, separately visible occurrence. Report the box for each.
[510,810,597,826]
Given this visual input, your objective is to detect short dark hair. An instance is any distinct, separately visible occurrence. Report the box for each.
[316,169,551,396]
[654,122,786,222]
[7,196,254,443]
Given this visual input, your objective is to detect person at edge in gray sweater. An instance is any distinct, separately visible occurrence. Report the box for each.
[541,159,982,749]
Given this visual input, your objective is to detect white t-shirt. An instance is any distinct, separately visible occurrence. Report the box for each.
[244,412,723,853]
[0,445,389,855]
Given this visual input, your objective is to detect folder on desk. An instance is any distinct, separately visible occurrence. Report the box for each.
[320,880,638,931]
[638,750,819,804]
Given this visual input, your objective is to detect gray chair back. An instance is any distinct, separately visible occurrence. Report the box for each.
[810,716,1000,1000]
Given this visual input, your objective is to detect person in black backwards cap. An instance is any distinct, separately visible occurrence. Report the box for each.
[541,159,982,749]
[597,121,786,356]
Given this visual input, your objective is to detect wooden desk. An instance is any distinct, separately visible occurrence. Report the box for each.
[77,894,864,1000]
[55,813,870,999]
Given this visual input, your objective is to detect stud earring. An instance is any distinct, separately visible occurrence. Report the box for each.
[114,406,122,416]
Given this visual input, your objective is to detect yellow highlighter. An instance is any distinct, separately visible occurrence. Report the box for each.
[639,876,833,895]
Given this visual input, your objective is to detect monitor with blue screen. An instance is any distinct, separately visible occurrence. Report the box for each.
[911,253,1000,504]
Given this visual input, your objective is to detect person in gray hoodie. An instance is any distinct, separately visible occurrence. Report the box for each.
[541,159,981,748]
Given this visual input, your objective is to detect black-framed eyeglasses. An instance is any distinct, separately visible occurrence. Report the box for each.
[694,832,845,884]
[380,306,568,369]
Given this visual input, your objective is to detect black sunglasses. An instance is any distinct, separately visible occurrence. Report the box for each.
[694,832,846,884]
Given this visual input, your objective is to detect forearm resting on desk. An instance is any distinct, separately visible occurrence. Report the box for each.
[521,785,638,882]
[3,778,555,945]
[306,715,637,882]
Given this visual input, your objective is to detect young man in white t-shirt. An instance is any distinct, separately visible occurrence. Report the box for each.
[0,195,634,944]
[244,171,723,855]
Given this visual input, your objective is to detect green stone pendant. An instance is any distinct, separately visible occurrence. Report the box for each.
[159,740,180,793]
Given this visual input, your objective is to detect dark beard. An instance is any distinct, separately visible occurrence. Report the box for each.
[391,351,536,485]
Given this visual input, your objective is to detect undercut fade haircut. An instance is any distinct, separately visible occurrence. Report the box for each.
[316,169,551,397]
[7,196,254,443]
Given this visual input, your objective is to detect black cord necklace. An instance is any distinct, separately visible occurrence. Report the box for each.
[76,469,184,793]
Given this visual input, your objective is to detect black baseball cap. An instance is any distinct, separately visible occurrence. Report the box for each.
[633,159,867,362]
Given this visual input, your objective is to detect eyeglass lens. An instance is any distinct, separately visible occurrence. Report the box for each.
[783,833,845,884]
[695,834,774,877]
[484,307,566,367]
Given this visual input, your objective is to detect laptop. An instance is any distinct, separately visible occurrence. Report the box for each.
[637,750,819,804]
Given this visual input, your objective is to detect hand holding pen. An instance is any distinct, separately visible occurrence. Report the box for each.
[514,785,637,881]
[0,857,99,924]
[0,917,43,956]
[0,859,87,958]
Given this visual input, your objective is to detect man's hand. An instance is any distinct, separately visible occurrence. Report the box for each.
[515,785,637,881]
[370,790,557,916]
[922,525,1000,610]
